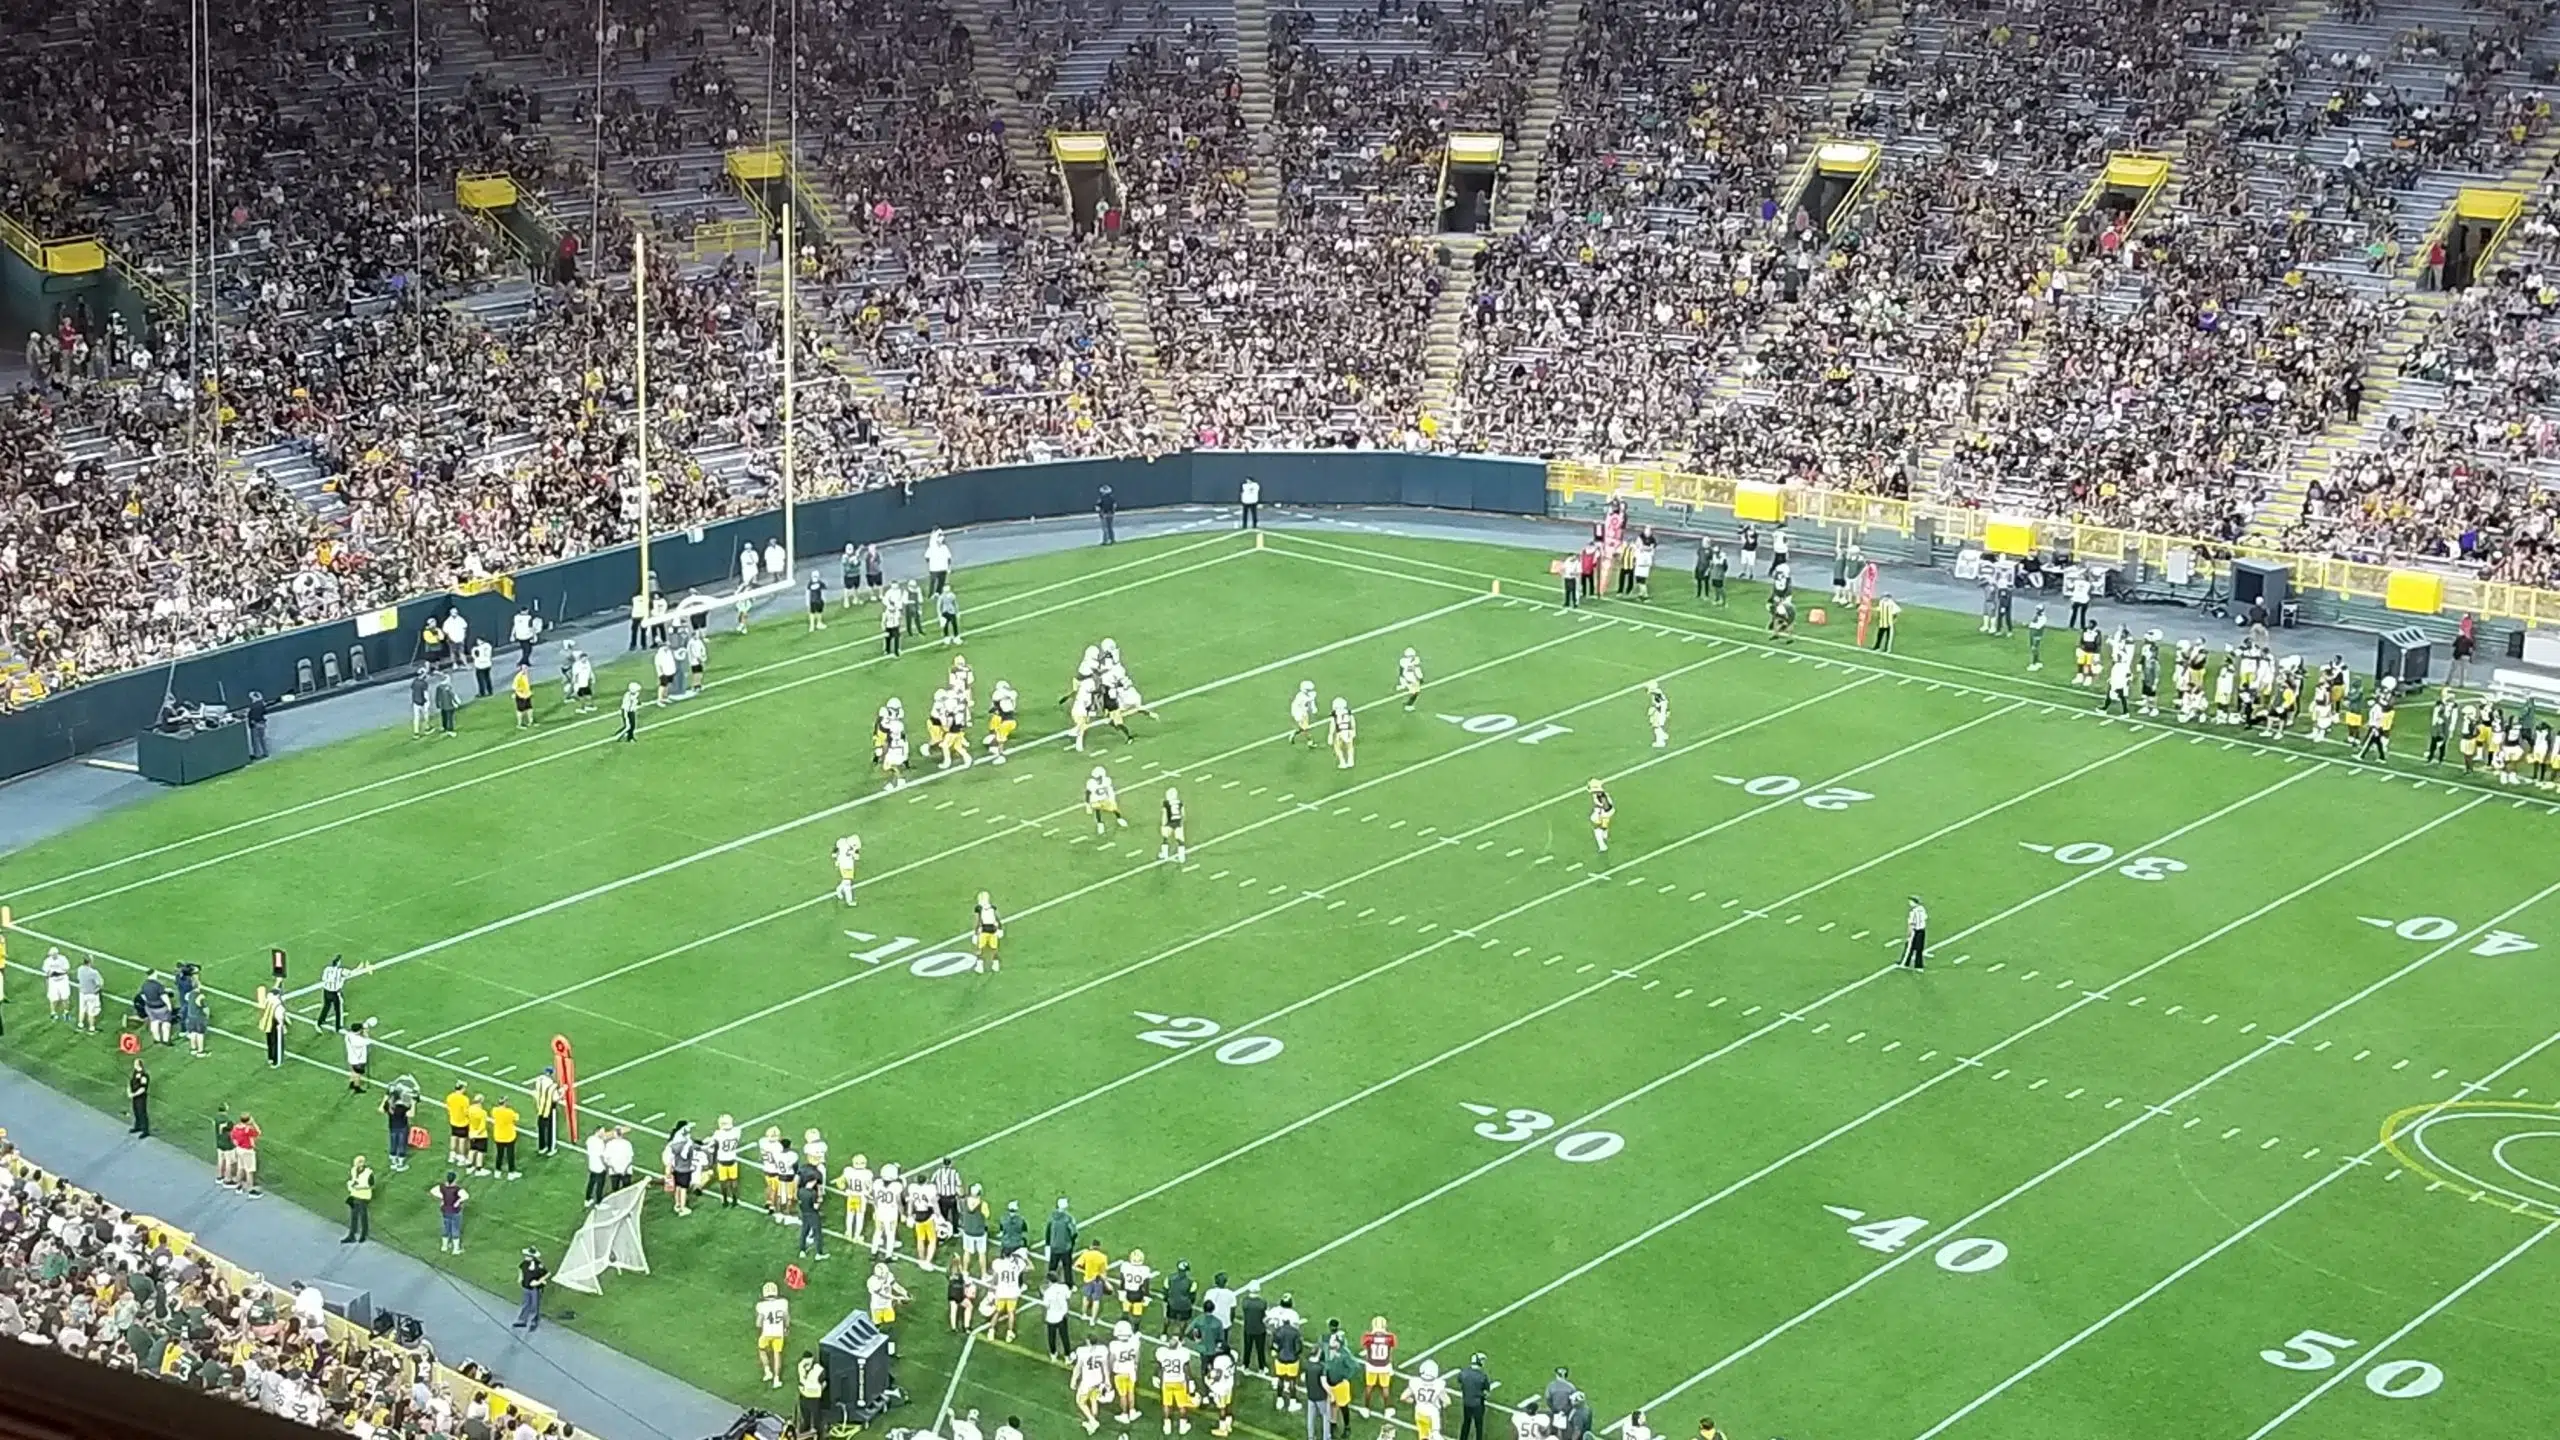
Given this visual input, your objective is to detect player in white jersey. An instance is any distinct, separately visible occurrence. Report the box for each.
[868,1165,903,1253]
[2212,648,2238,723]
[1512,1401,1548,1440]
[755,1283,792,1387]
[1156,1338,1196,1434]
[1109,1320,1144,1423]
[1159,787,1187,863]
[1647,681,1669,748]
[866,1261,909,1325]
[1073,1334,1112,1433]
[974,892,1005,973]
[880,708,910,790]
[1205,1352,1237,1436]
[834,835,862,905]
[949,654,975,713]
[1620,1410,1652,1440]
[1402,1361,1448,1440]
[1291,681,1320,745]
[1070,679,1098,751]
[986,680,1019,763]
[1329,698,1356,769]
[839,1154,873,1241]
[1397,648,1424,711]
[984,1249,1027,1340]
[1086,766,1127,833]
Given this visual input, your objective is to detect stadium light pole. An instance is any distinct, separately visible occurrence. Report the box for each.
[634,231,653,606]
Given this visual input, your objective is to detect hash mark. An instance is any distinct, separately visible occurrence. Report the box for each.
[1356,907,1375,918]
[1709,996,1727,1007]
[1249,787,1268,797]
[1327,900,1348,911]
[1742,1005,1763,1017]
[1674,988,1694,999]
[1576,962,1596,974]
[1513,946,1532,957]
[2182,1116,2201,1128]
[1850,930,1869,941]
[1882,1040,1901,1053]
[2222,1127,2243,1140]
[2064,1087,2085,1099]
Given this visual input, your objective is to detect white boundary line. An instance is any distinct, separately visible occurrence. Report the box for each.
[928,689,2009,1173]
[13,537,1250,923]
[407,619,1609,1048]
[2240,1219,2560,1439]
[1912,1023,2560,1440]
[1414,786,2479,1364]
[279,588,1496,1001]
[1082,731,2168,1234]
[1273,531,2560,813]
[619,645,1784,1102]
[1625,869,2560,1421]
[1250,762,2335,1294]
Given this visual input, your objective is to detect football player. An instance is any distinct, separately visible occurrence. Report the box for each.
[1159,787,1187,864]
[833,834,861,906]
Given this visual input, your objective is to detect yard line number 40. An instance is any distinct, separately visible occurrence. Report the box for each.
[1825,1205,2009,1274]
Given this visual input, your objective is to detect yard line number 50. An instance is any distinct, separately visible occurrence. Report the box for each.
[2261,1328,2445,1400]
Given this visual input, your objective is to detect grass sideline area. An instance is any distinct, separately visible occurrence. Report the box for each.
[5,528,2559,1440]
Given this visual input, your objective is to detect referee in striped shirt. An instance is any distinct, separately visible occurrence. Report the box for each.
[932,1157,964,1231]
[1900,896,1927,971]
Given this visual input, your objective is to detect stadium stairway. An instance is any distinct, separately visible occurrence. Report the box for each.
[1105,265,1182,427]
[1698,0,1911,406]
[1417,0,1579,436]
[1913,0,2322,496]
[1236,0,1279,230]
[237,441,349,525]
[960,0,1070,213]
[2244,122,2560,544]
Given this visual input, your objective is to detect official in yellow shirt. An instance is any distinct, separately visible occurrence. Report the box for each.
[489,1101,521,1178]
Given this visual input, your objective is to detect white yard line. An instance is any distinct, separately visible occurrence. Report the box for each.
[1416,789,2480,1363]
[934,695,2024,1175]
[410,621,1607,1048]
[1272,532,2554,812]
[1909,1024,2560,1440]
[1624,868,2560,1421]
[1259,762,2339,1298]
[606,646,1776,1102]
[1087,731,2161,1233]
[15,538,1251,924]
[278,589,1496,1001]
[2240,1220,2560,1439]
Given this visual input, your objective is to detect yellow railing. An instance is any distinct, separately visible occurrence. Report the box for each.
[0,212,105,274]
[1550,460,2560,627]
[688,217,767,261]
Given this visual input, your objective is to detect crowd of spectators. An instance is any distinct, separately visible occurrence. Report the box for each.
[0,1136,581,1440]
[2284,202,2560,583]
[14,0,2560,698]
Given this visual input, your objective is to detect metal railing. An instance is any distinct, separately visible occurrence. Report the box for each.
[1550,460,2560,627]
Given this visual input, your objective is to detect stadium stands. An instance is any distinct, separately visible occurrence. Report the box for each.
[0,1135,585,1440]
[7,0,2560,701]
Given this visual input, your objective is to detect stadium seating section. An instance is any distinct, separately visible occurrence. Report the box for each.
[5,0,2560,699]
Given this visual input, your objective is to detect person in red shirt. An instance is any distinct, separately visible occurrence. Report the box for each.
[1358,1317,1397,1419]
[230,1115,263,1196]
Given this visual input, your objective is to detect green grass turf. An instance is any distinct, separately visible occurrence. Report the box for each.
[7,527,2560,1440]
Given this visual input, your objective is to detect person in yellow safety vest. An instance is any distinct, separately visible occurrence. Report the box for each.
[796,1351,828,1437]
[345,1156,374,1243]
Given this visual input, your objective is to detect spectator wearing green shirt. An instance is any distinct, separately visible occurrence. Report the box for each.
[1043,1197,1078,1280]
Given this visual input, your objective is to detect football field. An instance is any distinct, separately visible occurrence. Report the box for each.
[6,526,2559,1439]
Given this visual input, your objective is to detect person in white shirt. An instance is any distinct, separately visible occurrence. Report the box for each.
[764,539,788,586]
[604,1128,637,1191]
[443,607,468,657]
[741,542,763,588]
[925,529,953,593]
[655,643,678,705]
[1620,1411,1652,1440]
[570,649,596,711]
[342,1020,373,1094]
[1041,1274,1074,1359]
[584,1129,612,1208]
[1239,477,1260,529]
[511,606,538,665]
[950,1409,984,1440]
[1901,896,1928,971]
[686,631,709,691]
